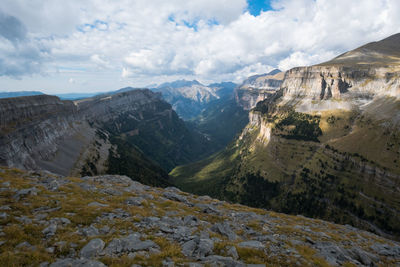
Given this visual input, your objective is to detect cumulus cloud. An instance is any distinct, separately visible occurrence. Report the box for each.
[0,0,400,91]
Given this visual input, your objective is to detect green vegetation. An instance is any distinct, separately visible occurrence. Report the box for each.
[171,96,400,239]
[106,136,171,187]
[275,110,322,142]
[101,101,210,172]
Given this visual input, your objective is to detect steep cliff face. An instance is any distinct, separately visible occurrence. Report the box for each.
[235,70,284,110]
[0,95,78,171]
[282,65,400,108]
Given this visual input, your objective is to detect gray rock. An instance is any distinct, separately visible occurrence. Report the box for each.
[238,241,264,249]
[100,188,123,196]
[81,226,99,237]
[211,222,237,241]
[33,206,61,213]
[163,191,188,203]
[182,239,197,257]
[125,197,146,206]
[0,205,11,211]
[104,238,124,255]
[0,212,8,220]
[39,177,65,191]
[136,240,157,251]
[227,246,239,260]
[195,203,220,215]
[305,237,315,245]
[173,226,193,241]
[314,242,353,266]
[50,258,106,267]
[197,195,212,201]
[80,238,105,258]
[99,226,110,234]
[183,215,198,226]
[159,224,174,234]
[16,241,32,249]
[142,216,160,226]
[35,213,48,221]
[78,183,97,192]
[193,239,214,258]
[42,223,57,237]
[46,247,55,253]
[88,202,109,207]
[370,243,400,257]
[348,247,378,266]
[14,187,39,199]
[165,186,182,193]
[104,233,157,256]
[202,255,245,267]
[50,217,71,226]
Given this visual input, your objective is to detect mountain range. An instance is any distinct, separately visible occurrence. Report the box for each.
[1,33,400,266]
[152,80,237,120]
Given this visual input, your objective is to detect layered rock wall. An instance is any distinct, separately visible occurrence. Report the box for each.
[0,95,78,170]
[282,65,400,102]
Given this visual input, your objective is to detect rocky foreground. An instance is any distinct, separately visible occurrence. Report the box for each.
[0,168,399,266]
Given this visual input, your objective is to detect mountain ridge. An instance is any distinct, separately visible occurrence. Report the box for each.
[171,33,400,240]
[0,88,210,186]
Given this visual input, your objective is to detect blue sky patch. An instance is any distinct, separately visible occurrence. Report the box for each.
[247,0,273,16]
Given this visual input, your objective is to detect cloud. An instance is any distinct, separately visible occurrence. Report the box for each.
[0,0,400,91]
[0,10,49,77]
[0,10,27,43]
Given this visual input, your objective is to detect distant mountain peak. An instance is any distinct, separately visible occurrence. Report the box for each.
[157,79,202,89]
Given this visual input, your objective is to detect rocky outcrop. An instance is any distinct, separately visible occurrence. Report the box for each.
[235,70,284,110]
[1,167,399,266]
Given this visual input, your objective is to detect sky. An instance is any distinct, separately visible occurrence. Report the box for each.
[0,0,400,94]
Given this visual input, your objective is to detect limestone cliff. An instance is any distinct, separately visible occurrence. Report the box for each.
[235,70,284,110]
[281,65,400,112]
[0,95,78,171]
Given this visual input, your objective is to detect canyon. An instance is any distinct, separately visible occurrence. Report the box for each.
[171,33,400,240]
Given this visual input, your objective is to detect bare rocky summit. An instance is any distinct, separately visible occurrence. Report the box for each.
[0,167,399,266]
